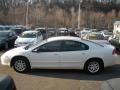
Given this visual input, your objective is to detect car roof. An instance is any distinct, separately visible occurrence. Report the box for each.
[11,27,24,29]
[35,28,46,30]
[45,36,81,42]
[23,30,38,33]
[58,28,68,30]
[0,30,13,33]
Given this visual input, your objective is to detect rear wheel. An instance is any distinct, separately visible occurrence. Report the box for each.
[84,60,103,74]
[12,57,31,73]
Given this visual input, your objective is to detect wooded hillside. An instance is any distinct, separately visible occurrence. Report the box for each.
[0,0,120,30]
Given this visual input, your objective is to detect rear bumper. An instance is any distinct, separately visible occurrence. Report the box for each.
[104,55,117,67]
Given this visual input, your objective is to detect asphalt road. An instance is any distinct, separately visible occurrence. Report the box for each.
[0,51,120,90]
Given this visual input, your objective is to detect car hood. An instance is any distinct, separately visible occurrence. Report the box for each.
[16,37,37,43]
[3,46,28,57]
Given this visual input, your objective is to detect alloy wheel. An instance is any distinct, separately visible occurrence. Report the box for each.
[87,61,100,74]
[14,60,26,72]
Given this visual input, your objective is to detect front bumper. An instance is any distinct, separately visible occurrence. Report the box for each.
[1,54,10,66]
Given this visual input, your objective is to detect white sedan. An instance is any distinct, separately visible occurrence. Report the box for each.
[1,36,117,74]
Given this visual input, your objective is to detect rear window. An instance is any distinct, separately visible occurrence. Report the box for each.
[21,32,37,38]
[83,39,104,47]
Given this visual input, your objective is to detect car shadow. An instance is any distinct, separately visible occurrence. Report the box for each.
[26,64,120,81]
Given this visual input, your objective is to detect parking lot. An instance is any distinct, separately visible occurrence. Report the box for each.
[0,0,120,89]
[0,51,120,90]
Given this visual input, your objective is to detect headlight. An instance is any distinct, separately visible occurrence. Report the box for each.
[1,54,10,66]
[3,55,9,61]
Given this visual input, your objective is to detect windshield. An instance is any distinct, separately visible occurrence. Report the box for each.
[0,32,8,37]
[83,28,90,31]
[20,32,37,38]
[4,27,11,30]
[104,32,112,35]
[36,29,46,34]
[81,32,88,34]
[0,27,4,30]
[83,39,104,47]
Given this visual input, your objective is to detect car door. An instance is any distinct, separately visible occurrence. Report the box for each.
[60,40,90,69]
[29,41,62,68]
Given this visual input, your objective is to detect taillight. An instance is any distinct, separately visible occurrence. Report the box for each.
[112,48,120,55]
[112,49,116,55]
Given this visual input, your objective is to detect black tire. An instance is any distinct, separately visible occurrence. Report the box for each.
[12,57,31,73]
[84,59,104,74]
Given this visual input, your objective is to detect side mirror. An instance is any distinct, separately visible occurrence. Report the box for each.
[32,48,39,53]
[32,48,47,53]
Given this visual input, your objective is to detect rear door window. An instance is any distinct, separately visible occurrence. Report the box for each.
[61,40,89,51]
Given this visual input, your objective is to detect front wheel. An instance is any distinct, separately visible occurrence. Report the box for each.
[12,57,31,73]
[84,60,103,74]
